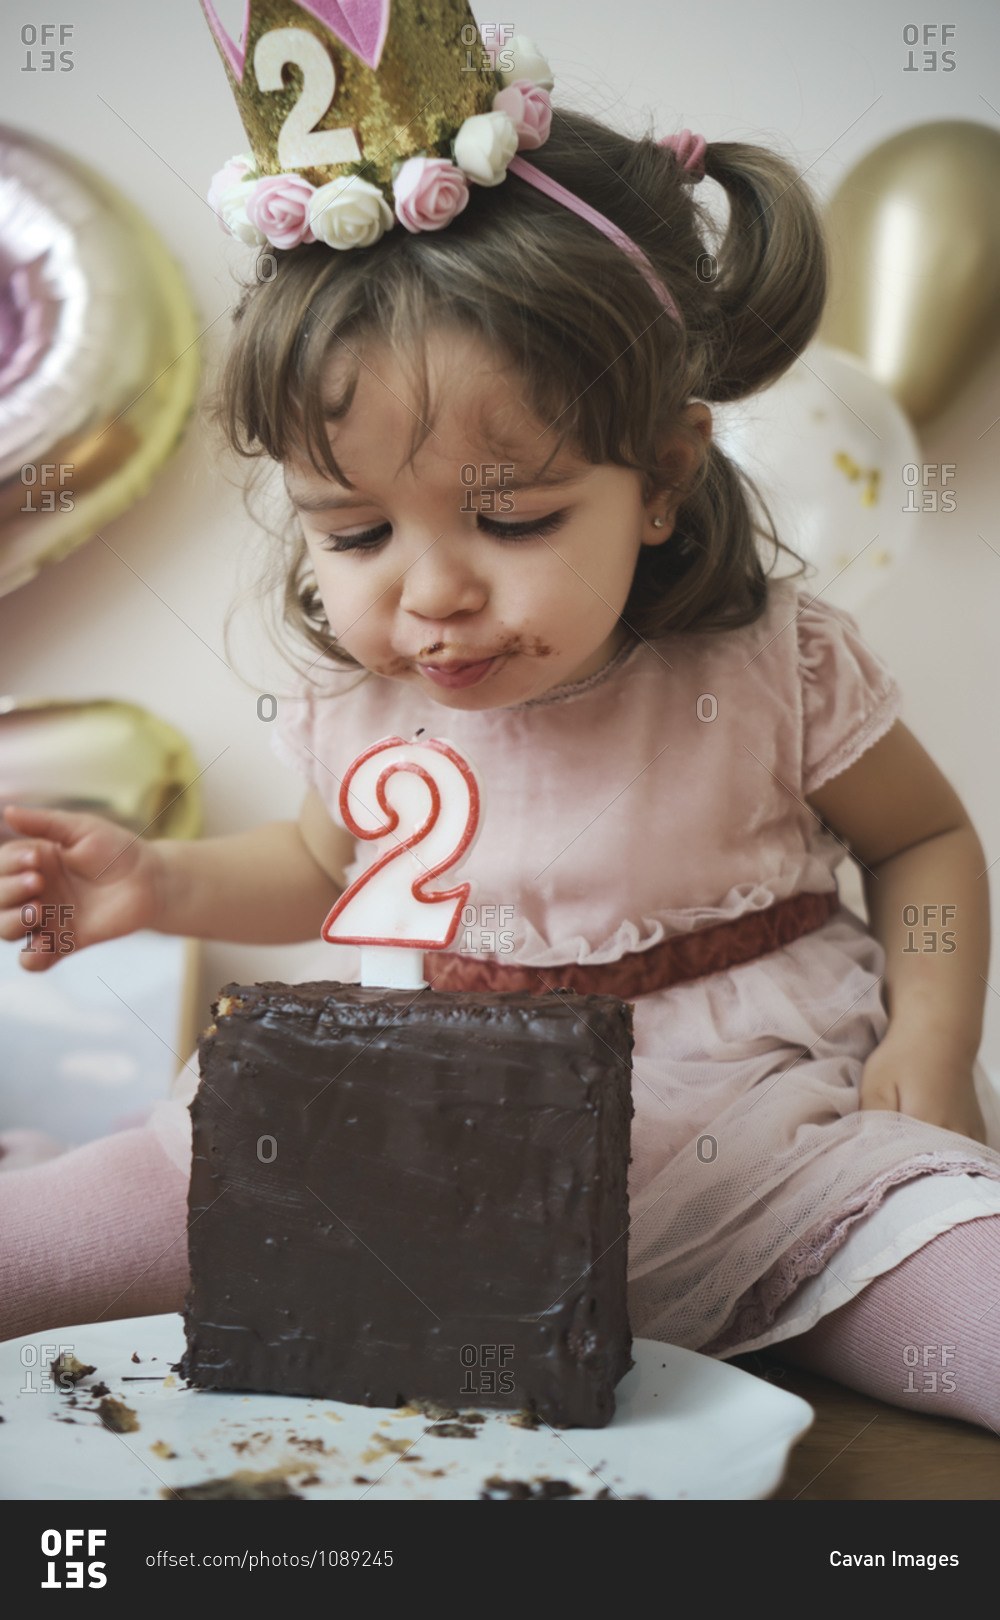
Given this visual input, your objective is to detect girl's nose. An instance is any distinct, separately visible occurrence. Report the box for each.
[398,537,489,621]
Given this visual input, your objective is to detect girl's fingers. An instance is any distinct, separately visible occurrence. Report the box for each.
[0,871,44,912]
[2,804,87,847]
[0,907,35,942]
[18,944,63,973]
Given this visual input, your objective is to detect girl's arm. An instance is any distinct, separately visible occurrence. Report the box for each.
[155,787,349,942]
[806,720,989,1142]
[0,788,352,965]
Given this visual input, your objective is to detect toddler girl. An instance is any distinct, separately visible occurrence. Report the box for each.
[2,101,1000,1435]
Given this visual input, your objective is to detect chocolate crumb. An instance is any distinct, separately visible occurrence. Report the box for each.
[97,1397,139,1434]
[483,1475,582,1500]
[428,1422,477,1439]
[131,1352,140,1363]
[460,1411,486,1423]
[352,1475,372,1485]
[50,1353,96,1388]
[89,1382,110,1398]
[506,1409,540,1429]
[298,1473,321,1487]
[482,1476,533,1499]
[535,1479,580,1497]
[166,1476,300,1500]
[409,1397,459,1421]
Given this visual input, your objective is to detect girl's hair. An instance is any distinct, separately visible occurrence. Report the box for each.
[209,107,827,679]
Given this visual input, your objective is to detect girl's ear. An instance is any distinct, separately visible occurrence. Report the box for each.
[642,402,712,545]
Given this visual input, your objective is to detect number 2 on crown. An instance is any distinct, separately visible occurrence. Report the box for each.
[255,27,362,170]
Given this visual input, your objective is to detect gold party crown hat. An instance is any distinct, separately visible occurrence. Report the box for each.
[201,0,496,194]
[200,1,690,319]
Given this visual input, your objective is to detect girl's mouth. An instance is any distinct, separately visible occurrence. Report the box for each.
[417,656,498,689]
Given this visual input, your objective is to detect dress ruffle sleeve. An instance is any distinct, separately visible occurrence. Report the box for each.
[268,686,319,791]
[796,591,903,797]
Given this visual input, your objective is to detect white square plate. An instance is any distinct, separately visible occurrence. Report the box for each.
[0,1314,813,1500]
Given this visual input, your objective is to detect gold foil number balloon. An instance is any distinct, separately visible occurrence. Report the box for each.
[0,698,202,841]
[819,120,1000,426]
[0,126,201,597]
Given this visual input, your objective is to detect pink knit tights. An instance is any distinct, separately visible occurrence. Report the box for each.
[0,1125,190,1342]
[2,1128,999,1441]
[773,1216,1000,1434]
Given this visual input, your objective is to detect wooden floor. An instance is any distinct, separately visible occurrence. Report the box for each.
[730,1351,1000,1499]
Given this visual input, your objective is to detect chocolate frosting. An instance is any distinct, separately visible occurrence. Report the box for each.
[183,981,635,1428]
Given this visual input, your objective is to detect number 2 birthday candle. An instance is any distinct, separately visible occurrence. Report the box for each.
[322,735,484,988]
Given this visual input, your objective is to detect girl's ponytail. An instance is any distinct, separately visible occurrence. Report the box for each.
[699,141,829,403]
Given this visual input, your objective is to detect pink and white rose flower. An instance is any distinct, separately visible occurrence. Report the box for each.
[393,157,470,232]
[217,179,268,246]
[207,152,259,234]
[453,110,519,186]
[308,176,394,249]
[497,35,554,90]
[245,174,318,250]
[491,80,552,150]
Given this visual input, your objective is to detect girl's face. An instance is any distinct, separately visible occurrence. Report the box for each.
[284,326,688,710]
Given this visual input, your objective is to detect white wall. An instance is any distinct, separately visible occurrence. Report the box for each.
[3,1,999,1068]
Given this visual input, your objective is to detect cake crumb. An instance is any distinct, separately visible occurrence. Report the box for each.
[506,1409,540,1429]
[162,1375,177,1389]
[98,1397,139,1434]
[428,1422,477,1439]
[482,1475,581,1499]
[406,1397,459,1421]
[215,996,245,1018]
[360,1436,413,1463]
[50,1353,96,1388]
[151,1441,178,1460]
[165,1475,300,1501]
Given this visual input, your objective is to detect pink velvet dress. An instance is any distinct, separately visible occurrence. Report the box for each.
[255,573,1000,1357]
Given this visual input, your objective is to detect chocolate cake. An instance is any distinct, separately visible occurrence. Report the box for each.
[182,981,635,1428]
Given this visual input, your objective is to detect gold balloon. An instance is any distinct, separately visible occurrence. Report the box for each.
[0,125,202,597]
[819,120,1000,425]
[0,698,202,840]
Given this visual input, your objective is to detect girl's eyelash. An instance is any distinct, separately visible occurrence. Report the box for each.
[321,510,567,553]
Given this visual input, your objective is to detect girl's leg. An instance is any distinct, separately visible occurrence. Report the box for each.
[0,1124,189,1340]
[772,1216,1000,1432]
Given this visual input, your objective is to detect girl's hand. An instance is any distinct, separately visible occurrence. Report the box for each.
[859,1025,988,1145]
[0,804,165,971]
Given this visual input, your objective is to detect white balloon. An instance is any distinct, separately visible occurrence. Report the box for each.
[711,342,923,614]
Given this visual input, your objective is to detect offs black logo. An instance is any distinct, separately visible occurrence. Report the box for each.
[41,1530,107,1589]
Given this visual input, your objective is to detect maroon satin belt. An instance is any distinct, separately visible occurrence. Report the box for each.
[423,888,841,999]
